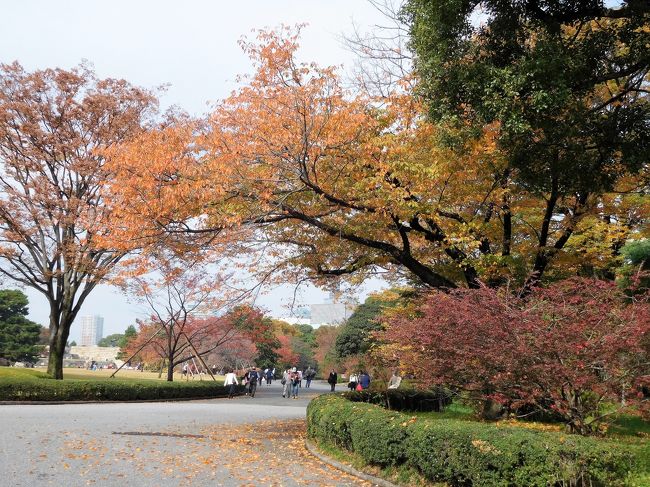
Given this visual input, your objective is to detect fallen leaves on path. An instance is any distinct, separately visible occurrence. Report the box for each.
[44,420,368,486]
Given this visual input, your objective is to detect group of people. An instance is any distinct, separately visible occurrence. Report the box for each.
[281,366,316,398]
[347,371,371,391]
[223,366,399,399]
[241,367,276,397]
[222,367,266,399]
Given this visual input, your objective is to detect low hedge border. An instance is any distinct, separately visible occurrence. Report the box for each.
[343,389,452,412]
[0,377,245,401]
[307,394,648,487]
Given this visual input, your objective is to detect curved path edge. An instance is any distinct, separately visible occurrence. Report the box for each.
[0,394,244,405]
[304,439,399,487]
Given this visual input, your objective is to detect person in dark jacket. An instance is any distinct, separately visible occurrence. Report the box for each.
[304,367,315,388]
[247,367,259,397]
[327,370,337,392]
[359,371,371,390]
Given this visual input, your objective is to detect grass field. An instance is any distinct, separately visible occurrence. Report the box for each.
[0,366,237,401]
[411,399,650,446]
[0,367,224,383]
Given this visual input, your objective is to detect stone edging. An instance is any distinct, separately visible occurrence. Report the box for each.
[0,395,241,405]
[304,439,399,487]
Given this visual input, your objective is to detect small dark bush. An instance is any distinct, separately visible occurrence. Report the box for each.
[307,395,644,487]
[0,377,245,401]
[342,387,452,412]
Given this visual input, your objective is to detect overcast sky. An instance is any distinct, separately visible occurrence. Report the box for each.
[0,0,391,339]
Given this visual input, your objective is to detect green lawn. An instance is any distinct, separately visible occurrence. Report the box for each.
[0,367,47,380]
[0,367,223,383]
[412,399,650,447]
[0,366,238,402]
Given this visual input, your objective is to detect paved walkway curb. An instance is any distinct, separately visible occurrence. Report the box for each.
[0,394,244,405]
[304,439,399,487]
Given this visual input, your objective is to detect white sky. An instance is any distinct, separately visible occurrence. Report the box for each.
[0,0,391,340]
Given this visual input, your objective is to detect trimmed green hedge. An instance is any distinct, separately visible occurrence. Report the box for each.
[0,376,245,401]
[343,388,452,412]
[308,394,648,487]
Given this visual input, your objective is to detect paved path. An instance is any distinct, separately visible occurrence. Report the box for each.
[0,380,365,487]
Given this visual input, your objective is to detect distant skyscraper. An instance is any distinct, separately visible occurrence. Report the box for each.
[80,315,104,346]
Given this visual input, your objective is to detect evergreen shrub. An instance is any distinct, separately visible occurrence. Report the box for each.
[343,388,452,412]
[307,395,645,486]
[0,376,244,401]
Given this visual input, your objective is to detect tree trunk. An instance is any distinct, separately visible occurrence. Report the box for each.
[167,354,175,382]
[481,398,505,420]
[47,339,65,380]
[47,313,72,380]
[158,359,166,379]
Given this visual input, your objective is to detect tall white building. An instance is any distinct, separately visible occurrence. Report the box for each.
[309,292,358,327]
[80,315,104,346]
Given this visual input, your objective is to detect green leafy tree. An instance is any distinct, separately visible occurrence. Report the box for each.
[0,290,42,363]
[405,0,650,292]
[117,324,138,360]
[255,337,280,370]
[123,325,137,342]
[618,239,650,293]
[335,289,413,358]
[621,240,650,270]
[295,323,316,348]
[291,335,316,370]
[97,333,124,347]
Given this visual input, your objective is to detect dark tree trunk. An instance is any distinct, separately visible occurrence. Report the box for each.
[158,359,165,379]
[167,354,175,382]
[481,398,505,420]
[47,313,73,380]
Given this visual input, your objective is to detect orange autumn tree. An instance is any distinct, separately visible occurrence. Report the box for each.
[106,27,649,294]
[0,63,157,379]
[314,325,340,377]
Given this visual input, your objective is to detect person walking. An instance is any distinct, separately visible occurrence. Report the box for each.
[266,368,273,385]
[248,367,259,397]
[327,370,337,392]
[290,368,300,399]
[282,368,291,398]
[224,369,239,399]
[348,372,358,391]
[304,367,314,388]
[242,370,249,395]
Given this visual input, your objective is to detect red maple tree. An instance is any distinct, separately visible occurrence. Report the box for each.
[378,278,650,434]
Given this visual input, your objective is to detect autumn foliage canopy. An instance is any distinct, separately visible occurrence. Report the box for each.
[104,26,649,297]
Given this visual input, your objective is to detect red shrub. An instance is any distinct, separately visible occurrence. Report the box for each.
[377,278,650,434]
